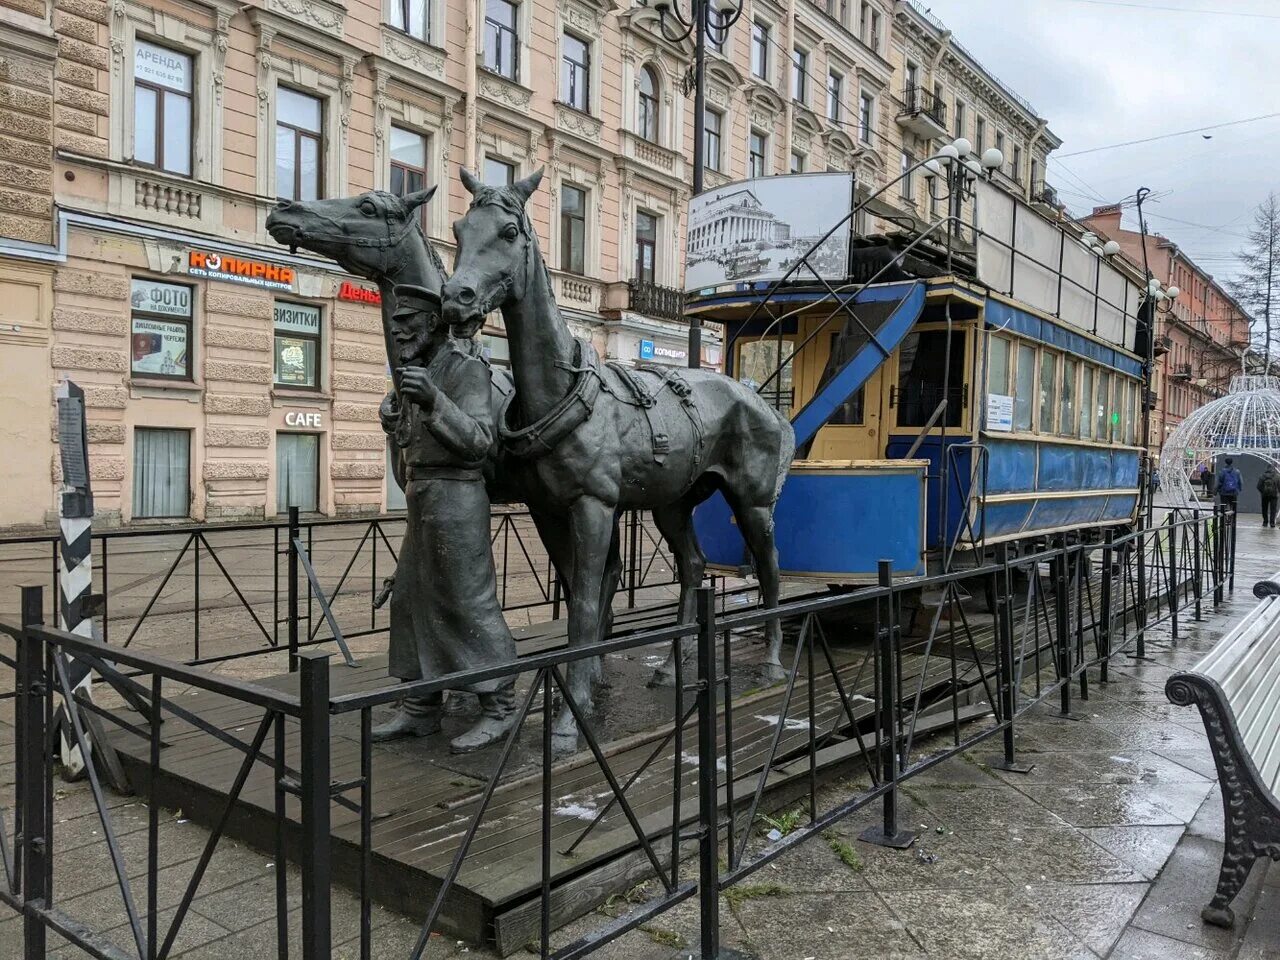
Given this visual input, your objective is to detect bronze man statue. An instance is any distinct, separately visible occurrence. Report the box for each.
[374,283,518,753]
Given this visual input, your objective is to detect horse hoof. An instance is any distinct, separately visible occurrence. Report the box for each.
[1201,905,1234,929]
[647,668,677,688]
[551,731,579,756]
[758,661,788,683]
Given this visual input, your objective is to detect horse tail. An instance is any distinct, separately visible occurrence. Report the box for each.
[770,408,795,507]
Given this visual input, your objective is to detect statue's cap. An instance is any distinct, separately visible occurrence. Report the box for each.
[392,283,441,319]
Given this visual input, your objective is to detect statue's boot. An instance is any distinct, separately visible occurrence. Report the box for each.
[450,689,516,754]
[444,691,478,716]
[371,695,442,742]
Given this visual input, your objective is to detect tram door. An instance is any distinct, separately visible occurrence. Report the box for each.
[800,328,886,461]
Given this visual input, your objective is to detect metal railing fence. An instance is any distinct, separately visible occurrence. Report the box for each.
[0,505,1234,960]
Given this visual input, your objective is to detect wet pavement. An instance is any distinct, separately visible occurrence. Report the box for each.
[1,518,1278,959]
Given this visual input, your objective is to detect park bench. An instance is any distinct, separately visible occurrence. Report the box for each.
[1165,576,1280,928]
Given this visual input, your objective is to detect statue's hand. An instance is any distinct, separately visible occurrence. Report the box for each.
[378,392,400,434]
[398,367,439,412]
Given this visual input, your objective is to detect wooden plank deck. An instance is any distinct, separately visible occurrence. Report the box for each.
[103,580,1055,955]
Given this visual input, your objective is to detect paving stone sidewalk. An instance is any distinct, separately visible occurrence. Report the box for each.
[1,519,1277,959]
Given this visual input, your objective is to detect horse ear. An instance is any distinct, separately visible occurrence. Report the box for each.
[402,185,437,211]
[459,168,482,195]
[511,168,544,206]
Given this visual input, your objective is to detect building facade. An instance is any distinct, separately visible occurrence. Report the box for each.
[0,0,1056,528]
[1083,205,1252,460]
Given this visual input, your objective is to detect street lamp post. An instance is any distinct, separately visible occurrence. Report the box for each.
[654,0,744,369]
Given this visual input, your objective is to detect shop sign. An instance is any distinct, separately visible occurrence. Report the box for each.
[284,411,323,428]
[986,394,1013,432]
[188,250,295,291]
[130,278,191,318]
[338,281,382,305]
[639,338,688,364]
[131,318,189,377]
[274,302,321,335]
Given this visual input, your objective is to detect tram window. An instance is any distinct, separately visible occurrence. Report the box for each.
[1095,370,1111,441]
[1124,381,1136,445]
[987,335,1010,395]
[1013,342,1035,431]
[1079,365,1094,439]
[1060,357,1077,438]
[826,334,864,424]
[895,329,966,428]
[738,338,795,416]
[1038,351,1058,434]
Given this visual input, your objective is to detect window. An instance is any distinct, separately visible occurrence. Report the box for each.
[484,155,515,185]
[274,302,322,389]
[827,71,842,122]
[1095,371,1110,440]
[826,335,864,424]
[130,278,193,380]
[1059,357,1076,437]
[858,91,874,144]
[1124,380,1136,445]
[975,116,986,152]
[904,61,918,94]
[1013,342,1035,431]
[1031,157,1041,190]
[133,41,193,176]
[703,107,722,171]
[707,5,726,54]
[1012,144,1023,182]
[390,0,429,42]
[953,99,966,139]
[133,428,190,519]
[133,41,192,179]
[635,211,657,284]
[1079,364,1094,439]
[790,151,805,174]
[386,442,406,512]
[1039,351,1058,433]
[749,130,767,178]
[988,335,1010,394]
[751,21,769,79]
[792,48,807,104]
[277,432,319,514]
[389,126,428,225]
[900,150,913,200]
[484,0,519,80]
[896,329,966,428]
[861,3,881,52]
[276,87,322,201]
[739,339,794,414]
[560,184,586,274]
[481,333,510,368]
[995,130,1005,161]
[638,66,659,142]
[561,31,590,112]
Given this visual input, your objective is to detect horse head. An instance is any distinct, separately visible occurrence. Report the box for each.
[265,188,438,284]
[442,168,544,337]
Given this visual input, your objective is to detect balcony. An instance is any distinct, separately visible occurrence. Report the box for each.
[1172,362,1193,380]
[627,279,686,322]
[1031,180,1061,209]
[1154,335,1172,357]
[1143,389,1159,412]
[896,86,947,139]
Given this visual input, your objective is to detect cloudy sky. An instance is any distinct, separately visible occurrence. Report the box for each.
[919,0,1280,283]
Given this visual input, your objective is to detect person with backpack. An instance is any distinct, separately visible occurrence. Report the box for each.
[1218,457,1243,515]
[1259,465,1280,527]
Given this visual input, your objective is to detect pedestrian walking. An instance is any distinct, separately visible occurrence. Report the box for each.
[1218,457,1243,515]
[1259,465,1280,527]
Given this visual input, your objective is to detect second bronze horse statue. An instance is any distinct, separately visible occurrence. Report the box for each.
[444,168,795,750]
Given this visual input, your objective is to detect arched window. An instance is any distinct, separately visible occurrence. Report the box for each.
[638,66,660,143]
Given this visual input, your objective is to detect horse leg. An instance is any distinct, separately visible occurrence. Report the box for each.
[552,496,615,754]
[648,501,706,688]
[727,497,785,682]
[591,515,623,686]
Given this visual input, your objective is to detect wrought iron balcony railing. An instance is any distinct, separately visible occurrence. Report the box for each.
[628,279,686,322]
[899,85,947,127]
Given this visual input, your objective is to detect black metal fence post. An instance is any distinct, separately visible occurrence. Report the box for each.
[1229,505,1237,593]
[288,506,301,672]
[990,545,1031,773]
[298,651,332,960]
[1213,504,1225,605]
[19,585,47,960]
[694,585,721,960]
[1167,513,1179,645]
[1192,509,1203,621]
[1099,530,1113,684]
[1054,542,1072,717]
[1136,521,1148,659]
[861,561,915,848]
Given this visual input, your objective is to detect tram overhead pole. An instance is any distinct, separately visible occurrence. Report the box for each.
[653,0,745,370]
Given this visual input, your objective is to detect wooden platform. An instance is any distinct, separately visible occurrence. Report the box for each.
[103,583,1024,955]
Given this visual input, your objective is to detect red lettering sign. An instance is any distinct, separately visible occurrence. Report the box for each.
[338,281,382,305]
[187,249,296,291]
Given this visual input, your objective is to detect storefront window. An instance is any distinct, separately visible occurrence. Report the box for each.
[274,302,321,389]
[133,428,190,519]
[130,278,193,380]
[278,432,319,513]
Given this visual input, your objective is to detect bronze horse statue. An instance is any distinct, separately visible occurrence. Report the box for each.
[265,190,626,702]
[443,169,794,750]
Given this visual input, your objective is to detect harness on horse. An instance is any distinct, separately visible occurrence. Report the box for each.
[498,338,704,476]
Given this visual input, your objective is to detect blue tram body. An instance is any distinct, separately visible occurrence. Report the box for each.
[689,180,1148,582]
